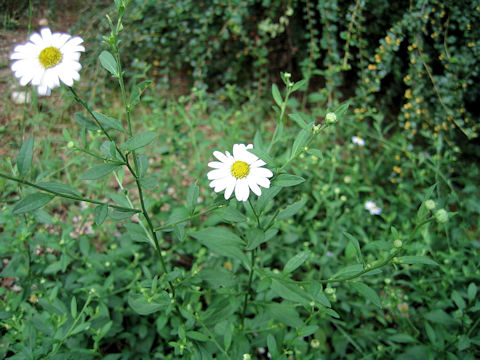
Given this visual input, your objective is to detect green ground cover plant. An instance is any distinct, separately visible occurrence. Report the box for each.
[0,0,479,359]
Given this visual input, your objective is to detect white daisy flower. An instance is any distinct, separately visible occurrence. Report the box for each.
[10,27,85,95]
[365,201,382,215]
[207,144,273,202]
[352,136,365,146]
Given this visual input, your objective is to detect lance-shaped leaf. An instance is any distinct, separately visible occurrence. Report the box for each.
[13,193,54,214]
[17,136,34,177]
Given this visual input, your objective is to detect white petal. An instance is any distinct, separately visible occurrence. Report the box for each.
[233,144,258,163]
[210,177,230,192]
[247,176,262,196]
[207,168,230,180]
[63,36,84,48]
[28,32,43,45]
[37,84,50,96]
[52,33,70,48]
[250,167,273,179]
[63,52,81,62]
[235,178,250,201]
[58,67,74,86]
[224,181,235,200]
[250,159,266,168]
[10,43,37,60]
[19,70,35,85]
[11,59,31,72]
[208,161,225,169]
[42,70,57,89]
[255,177,270,189]
[31,65,46,85]
[40,28,52,43]
[213,150,229,163]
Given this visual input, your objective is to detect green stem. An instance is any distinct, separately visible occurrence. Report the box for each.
[196,315,232,359]
[268,86,293,153]
[73,146,124,164]
[241,249,255,329]
[68,87,128,164]
[153,204,224,232]
[277,124,327,173]
[46,294,93,359]
[0,172,140,213]
[323,217,435,283]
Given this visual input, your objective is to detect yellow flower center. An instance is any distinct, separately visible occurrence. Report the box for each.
[38,47,63,69]
[231,161,250,179]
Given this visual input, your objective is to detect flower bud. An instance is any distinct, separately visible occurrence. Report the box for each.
[435,209,448,223]
[326,112,337,124]
[425,199,436,210]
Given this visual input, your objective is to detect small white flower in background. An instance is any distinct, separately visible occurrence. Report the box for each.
[352,136,365,146]
[10,27,85,95]
[365,201,382,215]
[207,144,273,202]
[11,91,31,104]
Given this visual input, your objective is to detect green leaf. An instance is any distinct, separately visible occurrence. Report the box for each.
[138,177,157,190]
[128,292,170,315]
[215,206,246,223]
[94,204,108,225]
[289,113,311,131]
[245,228,266,250]
[74,112,99,131]
[120,131,157,152]
[81,163,120,180]
[350,282,382,308]
[17,136,34,177]
[223,324,232,350]
[424,309,457,325]
[13,193,54,215]
[397,256,438,266]
[291,129,311,158]
[186,331,209,342]
[36,182,81,197]
[389,333,418,343]
[99,50,118,77]
[271,279,310,307]
[272,83,282,107]
[283,250,311,274]
[331,264,364,279]
[191,227,248,265]
[467,283,477,302]
[266,303,303,328]
[458,335,471,351]
[267,334,279,359]
[451,291,466,310]
[298,325,319,337]
[70,297,77,318]
[186,182,199,211]
[255,186,281,211]
[343,232,362,259]
[109,208,136,220]
[198,268,236,289]
[334,101,350,118]
[130,80,152,107]
[278,198,307,221]
[273,173,305,187]
[291,79,307,92]
[247,146,275,165]
[92,112,126,133]
[307,148,323,160]
[71,322,90,335]
[136,154,149,178]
